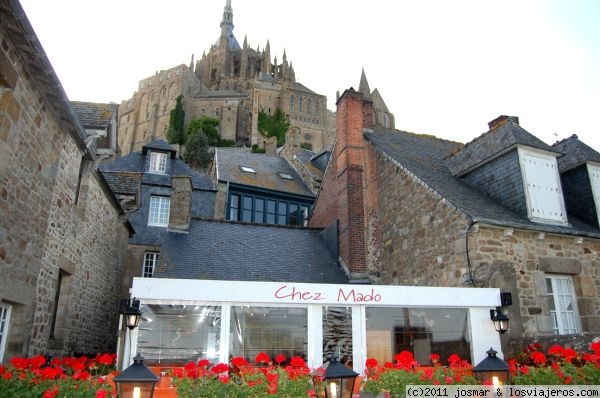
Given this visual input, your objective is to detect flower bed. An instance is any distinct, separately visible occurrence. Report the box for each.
[0,353,116,398]
[2,342,599,397]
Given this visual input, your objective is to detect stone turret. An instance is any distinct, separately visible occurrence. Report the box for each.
[263,40,271,75]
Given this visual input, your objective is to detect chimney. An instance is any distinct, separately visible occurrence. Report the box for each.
[168,176,192,233]
[488,115,519,131]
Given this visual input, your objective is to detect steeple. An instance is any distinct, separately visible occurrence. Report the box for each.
[220,0,234,36]
[359,68,371,98]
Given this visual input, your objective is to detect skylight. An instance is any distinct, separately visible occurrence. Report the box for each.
[278,172,294,180]
[240,166,255,173]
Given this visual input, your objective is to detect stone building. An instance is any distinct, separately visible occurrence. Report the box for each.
[117,1,394,156]
[0,0,131,363]
[310,88,600,354]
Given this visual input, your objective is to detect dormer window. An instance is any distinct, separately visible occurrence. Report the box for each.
[149,151,167,173]
[587,163,600,226]
[518,147,567,224]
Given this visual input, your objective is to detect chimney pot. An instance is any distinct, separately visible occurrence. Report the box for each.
[488,115,519,130]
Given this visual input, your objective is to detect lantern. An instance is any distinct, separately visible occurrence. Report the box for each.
[473,348,510,387]
[322,355,359,398]
[114,354,158,398]
[120,298,142,330]
[490,307,509,334]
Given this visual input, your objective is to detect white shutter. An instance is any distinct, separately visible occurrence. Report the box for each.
[587,163,600,226]
[519,148,566,223]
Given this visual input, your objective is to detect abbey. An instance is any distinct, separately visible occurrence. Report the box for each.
[118,1,394,155]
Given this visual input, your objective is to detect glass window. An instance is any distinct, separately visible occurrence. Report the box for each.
[148,196,170,226]
[323,307,352,366]
[266,200,276,224]
[0,303,11,362]
[229,194,240,221]
[255,198,265,223]
[149,152,167,173]
[547,275,580,335]
[289,204,299,225]
[137,304,221,366]
[240,166,255,173]
[143,253,158,278]
[230,306,307,364]
[300,205,309,227]
[277,202,287,225]
[365,307,470,366]
[242,196,253,222]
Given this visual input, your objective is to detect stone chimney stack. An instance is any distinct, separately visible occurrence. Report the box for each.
[488,115,519,131]
[168,176,192,233]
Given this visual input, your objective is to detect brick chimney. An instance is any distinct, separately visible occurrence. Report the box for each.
[310,88,375,279]
[168,176,192,232]
[488,115,519,131]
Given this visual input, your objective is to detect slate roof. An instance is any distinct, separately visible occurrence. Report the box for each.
[365,128,600,238]
[141,139,177,158]
[553,135,600,172]
[293,148,326,181]
[71,101,117,130]
[445,118,561,176]
[99,142,214,191]
[154,219,349,284]
[290,82,317,95]
[216,148,314,197]
[101,172,140,195]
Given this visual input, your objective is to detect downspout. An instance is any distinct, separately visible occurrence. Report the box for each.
[465,219,477,287]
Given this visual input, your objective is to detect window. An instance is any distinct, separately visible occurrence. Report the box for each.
[278,172,294,180]
[546,275,580,335]
[148,196,170,226]
[149,152,167,173]
[277,202,288,225]
[255,198,265,223]
[230,306,307,365]
[0,303,11,362]
[240,166,255,173]
[365,307,470,365]
[587,163,600,227]
[242,196,253,222]
[229,194,240,221]
[266,200,276,224]
[519,148,567,224]
[227,193,310,226]
[143,253,158,278]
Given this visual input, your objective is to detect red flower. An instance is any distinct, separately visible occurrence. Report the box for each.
[445,376,454,384]
[218,373,230,384]
[198,359,210,368]
[275,354,286,364]
[562,348,577,362]
[72,370,91,380]
[184,361,196,372]
[365,358,378,369]
[96,389,108,398]
[255,351,270,364]
[43,386,59,398]
[395,351,416,368]
[211,363,229,374]
[290,356,306,368]
[41,366,63,380]
[430,353,440,364]
[0,365,5,375]
[520,365,529,375]
[97,353,114,366]
[2,371,13,380]
[530,351,547,365]
[564,376,573,384]
[548,345,564,357]
[447,354,462,366]
[590,341,600,355]
[31,355,47,369]
[384,362,394,368]
[231,356,249,367]
[10,357,29,370]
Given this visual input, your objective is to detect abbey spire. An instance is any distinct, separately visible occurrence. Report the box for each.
[220,0,234,36]
[359,67,371,99]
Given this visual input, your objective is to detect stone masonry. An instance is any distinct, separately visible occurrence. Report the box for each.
[1,2,130,362]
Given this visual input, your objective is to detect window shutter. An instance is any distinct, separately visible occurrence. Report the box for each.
[587,164,600,226]
[520,150,566,223]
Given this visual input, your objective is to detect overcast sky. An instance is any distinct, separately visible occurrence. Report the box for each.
[19,0,600,150]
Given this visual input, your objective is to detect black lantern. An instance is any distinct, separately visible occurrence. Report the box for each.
[120,298,141,330]
[473,348,510,387]
[114,354,158,398]
[322,355,359,398]
[490,307,509,334]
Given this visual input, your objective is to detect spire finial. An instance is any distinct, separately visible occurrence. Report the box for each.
[359,67,371,98]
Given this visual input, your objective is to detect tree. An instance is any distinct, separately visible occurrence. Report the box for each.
[186,116,220,145]
[257,108,290,146]
[183,131,212,170]
[166,95,185,144]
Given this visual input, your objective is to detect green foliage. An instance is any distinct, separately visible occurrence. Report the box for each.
[257,108,290,146]
[299,142,312,150]
[251,144,265,153]
[187,116,220,145]
[167,95,186,145]
[218,138,236,147]
[183,131,212,170]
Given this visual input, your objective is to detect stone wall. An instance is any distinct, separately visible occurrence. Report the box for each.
[1,19,129,362]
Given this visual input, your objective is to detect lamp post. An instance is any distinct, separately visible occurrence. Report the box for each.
[473,348,510,387]
[322,355,359,398]
[114,354,158,398]
[490,307,509,334]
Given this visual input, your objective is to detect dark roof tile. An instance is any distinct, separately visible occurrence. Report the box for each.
[71,101,117,130]
[552,135,600,172]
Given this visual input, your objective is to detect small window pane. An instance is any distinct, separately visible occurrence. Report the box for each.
[143,253,158,278]
[229,194,240,221]
[289,204,299,225]
[149,152,167,173]
[277,202,288,225]
[242,196,252,222]
[323,307,352,365]
[148,196,170,226]
[255,198,265,223]
[266,200,276,224]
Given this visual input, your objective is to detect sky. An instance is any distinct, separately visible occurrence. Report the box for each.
[19,0,600,150]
